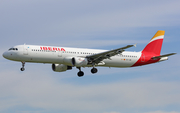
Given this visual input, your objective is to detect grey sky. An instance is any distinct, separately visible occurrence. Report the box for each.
[0,0,180,113]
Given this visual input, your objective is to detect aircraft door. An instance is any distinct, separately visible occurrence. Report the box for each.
[141,53,145,62]
[58,51,62,57]
[23,45,28,55]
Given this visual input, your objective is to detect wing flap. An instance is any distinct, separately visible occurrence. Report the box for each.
[87,44,136,64]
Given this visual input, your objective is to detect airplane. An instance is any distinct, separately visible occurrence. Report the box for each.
[2,30,176,77]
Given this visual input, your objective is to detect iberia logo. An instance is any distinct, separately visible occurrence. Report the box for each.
[40,47,65,51]
[78,58,85,61]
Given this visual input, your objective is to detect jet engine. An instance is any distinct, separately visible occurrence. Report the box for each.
[52,64,72,72]
[72,57,88,67]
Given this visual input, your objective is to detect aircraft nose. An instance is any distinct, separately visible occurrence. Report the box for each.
[2,51,8,59]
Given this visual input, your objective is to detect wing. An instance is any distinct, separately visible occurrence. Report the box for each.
[86,44,136,64]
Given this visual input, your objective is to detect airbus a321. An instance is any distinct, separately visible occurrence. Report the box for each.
[3,30,176,77]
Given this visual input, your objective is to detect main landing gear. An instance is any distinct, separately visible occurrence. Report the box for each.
[91,63,98,74]
[20,61,25,71]
[77,67,84,77]
[91,67,98,74]
[77,67,98,77]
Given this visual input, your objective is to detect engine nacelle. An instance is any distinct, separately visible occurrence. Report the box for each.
[72,57,88,67]
[52,64,72,72]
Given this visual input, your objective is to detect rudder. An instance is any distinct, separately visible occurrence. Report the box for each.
[142,30,165,55]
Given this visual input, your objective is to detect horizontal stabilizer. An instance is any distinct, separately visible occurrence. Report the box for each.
[151,53,176,60]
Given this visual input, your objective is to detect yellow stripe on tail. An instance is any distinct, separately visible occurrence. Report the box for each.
[142,30,165,55]
[151,30,165,41]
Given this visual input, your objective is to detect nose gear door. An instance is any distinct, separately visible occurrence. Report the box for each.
[23,45,28,55]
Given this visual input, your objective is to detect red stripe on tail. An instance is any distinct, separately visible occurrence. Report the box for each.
[132,30,165,67]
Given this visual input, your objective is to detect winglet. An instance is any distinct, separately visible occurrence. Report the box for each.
[134,43,137,47]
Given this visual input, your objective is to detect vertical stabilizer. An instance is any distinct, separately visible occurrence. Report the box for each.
[142,30,165,55]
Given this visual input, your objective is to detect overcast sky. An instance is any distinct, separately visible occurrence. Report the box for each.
[0,0,180,113]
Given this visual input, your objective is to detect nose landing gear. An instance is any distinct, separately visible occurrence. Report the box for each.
[20,61,25,71]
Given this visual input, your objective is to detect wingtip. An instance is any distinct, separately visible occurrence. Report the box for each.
[172,53,177,55]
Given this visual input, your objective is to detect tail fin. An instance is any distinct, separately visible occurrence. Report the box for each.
[142,30,165,55]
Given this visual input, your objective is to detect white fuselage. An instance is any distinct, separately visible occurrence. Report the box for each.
[3,45,141,68]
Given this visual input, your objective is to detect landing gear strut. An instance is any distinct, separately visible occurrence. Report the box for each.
[20,61,25,71]
[91,63,98,74]
[77,67,84,77]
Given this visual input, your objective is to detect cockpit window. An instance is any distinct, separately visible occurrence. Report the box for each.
[9,48,13,50]
[8,48,18,51]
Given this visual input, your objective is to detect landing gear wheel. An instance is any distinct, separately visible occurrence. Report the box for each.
[77,71,84,77]
[91,68,98,74]
[20,67,25,71]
